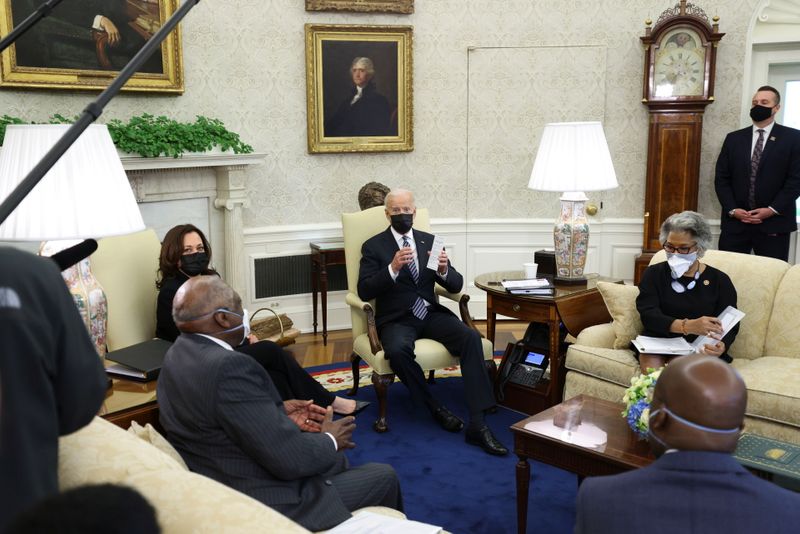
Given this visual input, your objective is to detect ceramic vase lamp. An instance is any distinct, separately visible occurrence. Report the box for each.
[0,124,145,357]
[528,122,618,284]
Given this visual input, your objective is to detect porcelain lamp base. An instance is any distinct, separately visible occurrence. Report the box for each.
[553,192,589,285]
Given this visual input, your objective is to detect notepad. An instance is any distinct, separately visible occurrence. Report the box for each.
[632,306,745,355]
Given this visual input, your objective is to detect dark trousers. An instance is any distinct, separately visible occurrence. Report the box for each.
[379,309,494,418]
[236,341,335,407]
[719,224,791,261]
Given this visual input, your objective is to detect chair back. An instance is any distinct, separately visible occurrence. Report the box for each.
[342,206,430,337]
[91,229,161,351]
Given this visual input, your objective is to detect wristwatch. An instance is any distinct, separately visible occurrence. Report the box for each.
[728,209,736,218]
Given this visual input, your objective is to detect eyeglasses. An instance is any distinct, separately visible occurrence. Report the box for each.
[662,242,697,254]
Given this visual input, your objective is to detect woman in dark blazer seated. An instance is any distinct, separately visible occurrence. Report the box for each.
[156,224,367,415]
[635,211,740,373]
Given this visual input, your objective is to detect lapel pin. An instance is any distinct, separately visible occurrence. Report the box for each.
[703,280,710,286]
[770,136,776,141]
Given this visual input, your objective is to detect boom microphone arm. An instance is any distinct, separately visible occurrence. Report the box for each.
[0,0,66,54]
[0,0,202,228]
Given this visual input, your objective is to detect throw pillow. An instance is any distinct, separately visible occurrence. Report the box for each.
[128,421,188,470]
[596,281,643,350]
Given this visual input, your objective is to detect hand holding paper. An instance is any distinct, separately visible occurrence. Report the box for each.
[426,235,446,272]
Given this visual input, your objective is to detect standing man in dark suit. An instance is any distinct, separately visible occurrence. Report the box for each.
[358,189,507,456]
[575,354,800,534]
[157,276,402,532]
[715,85,800,261]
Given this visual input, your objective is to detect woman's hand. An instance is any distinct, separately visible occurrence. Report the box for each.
[700,338,726,357]
[247,333,259,344]
[687,316,723,336]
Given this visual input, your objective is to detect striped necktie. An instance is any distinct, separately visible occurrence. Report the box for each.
[749,128,765,209]
[403,236,428,320]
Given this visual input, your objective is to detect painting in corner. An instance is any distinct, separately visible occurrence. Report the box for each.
[305,0,414,14]
[0,0,183,93]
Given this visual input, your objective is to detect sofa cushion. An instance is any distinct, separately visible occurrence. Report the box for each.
[565,344,638,388]
[574,323,616,349]
[764,265,800,359]
[124,469,310,533]
[651,250,788,360]
[736,356,800,428]
[596,282,643,350]
[59,417,184,490]
[128,421,188,470]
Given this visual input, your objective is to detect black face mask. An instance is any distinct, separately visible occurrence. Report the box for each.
[390,213,414,234]
[180,252,209,276]
[750,104,774,123]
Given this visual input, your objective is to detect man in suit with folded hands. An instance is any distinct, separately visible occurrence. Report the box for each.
[715,85,800,261]
[575,354,800,533]
[157,276,402,532]
[357,188,507,456]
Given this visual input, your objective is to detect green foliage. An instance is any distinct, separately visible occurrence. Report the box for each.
[107,114,254,158]
[0,114,26,144]
[0,113,254,158]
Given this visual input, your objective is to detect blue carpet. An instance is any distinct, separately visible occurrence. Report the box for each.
[316,366,577,533]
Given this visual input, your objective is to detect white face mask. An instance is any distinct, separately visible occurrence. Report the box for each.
[666,252,697,278]
[216,308,250,346]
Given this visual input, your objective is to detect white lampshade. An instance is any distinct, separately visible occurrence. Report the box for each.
[0,124,144,240]
[528,121,618,192]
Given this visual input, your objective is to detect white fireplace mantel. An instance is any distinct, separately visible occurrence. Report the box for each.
[122,152,265,299]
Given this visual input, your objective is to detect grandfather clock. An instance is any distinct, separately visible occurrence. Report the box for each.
[634,0,724,283]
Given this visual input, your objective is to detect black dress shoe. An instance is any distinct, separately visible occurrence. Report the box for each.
[334,399,371,417]
[432,406,464,432]
[465,425,509,456]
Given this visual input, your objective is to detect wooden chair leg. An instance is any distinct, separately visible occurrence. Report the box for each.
[427,370,435,384]
[371,372,394,433]
[347,352,361,396]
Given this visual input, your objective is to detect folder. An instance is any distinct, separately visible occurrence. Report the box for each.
[105,338,172,382]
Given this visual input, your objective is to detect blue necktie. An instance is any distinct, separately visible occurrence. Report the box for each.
[403,236,428,320]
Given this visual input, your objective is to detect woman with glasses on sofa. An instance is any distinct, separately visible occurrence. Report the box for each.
[635,211,740,373]
[156,224,368,416]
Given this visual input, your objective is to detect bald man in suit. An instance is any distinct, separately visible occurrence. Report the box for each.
[157,276,402,531]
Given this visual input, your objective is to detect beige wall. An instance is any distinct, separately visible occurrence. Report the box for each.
[0,0,762,227]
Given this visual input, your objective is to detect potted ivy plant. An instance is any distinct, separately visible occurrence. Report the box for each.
[0,113,254,158]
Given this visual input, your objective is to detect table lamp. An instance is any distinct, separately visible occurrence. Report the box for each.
[528,121,618,284]
[0,124,145,357]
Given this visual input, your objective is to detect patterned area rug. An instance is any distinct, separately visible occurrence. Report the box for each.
[306,355,505,393]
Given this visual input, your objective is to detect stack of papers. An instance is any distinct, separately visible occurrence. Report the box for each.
[326,511,442,534]
[632,306,745,355]
[501,278,555,295]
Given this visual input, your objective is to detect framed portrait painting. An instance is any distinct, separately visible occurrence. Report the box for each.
[305,24,413,154]
[0,0,183,93]
[305,0,414,14]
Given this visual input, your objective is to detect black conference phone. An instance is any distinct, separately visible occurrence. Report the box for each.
[497,323,550,400]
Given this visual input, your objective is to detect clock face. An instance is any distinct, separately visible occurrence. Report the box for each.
[652,28,706,98]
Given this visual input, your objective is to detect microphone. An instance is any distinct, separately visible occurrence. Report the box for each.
[49,239,98,270]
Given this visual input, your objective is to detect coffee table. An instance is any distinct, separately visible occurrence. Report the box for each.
[510,394,654,534]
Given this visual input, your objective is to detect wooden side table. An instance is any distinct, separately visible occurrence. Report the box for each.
[310,241,345,345]
[99,376,161,432]
[474,272,616,412]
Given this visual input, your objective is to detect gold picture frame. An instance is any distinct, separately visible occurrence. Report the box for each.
[305,0,414,14]
[305,24,413,154]
[0,0,183,93]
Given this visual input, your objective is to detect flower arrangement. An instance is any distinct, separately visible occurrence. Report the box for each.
[621,367,663,438]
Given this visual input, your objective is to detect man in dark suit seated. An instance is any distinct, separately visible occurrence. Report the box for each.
[715,85,800,261]
[357,189,507,456]
[157,276,402,532]
[575,354,800,534]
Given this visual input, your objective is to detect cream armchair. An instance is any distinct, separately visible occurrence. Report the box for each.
[341,206,495,432]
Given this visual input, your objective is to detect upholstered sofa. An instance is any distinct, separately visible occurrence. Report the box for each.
[563,249,800,445]
[58,417,408,533]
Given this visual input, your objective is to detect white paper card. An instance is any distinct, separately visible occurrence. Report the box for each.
[426,234,446,271]
[690,306,745,351]
[326,511,442,534]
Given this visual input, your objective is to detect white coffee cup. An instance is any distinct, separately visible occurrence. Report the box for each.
[523,262,538,279]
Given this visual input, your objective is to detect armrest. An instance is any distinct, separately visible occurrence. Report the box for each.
[345,293,382,354]
[434,286,480,335]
